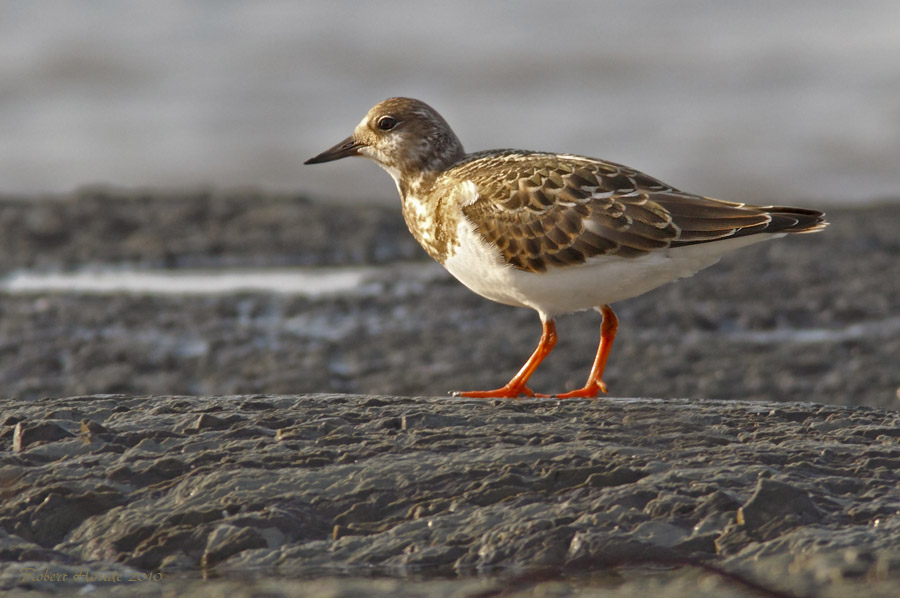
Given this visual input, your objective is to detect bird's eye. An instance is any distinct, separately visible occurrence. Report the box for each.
[377,115,398,131]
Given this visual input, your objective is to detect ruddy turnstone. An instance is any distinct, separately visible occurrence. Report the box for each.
[305,97,827,399]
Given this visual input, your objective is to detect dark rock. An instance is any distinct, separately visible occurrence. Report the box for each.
[12,421,73,451]
[123,527,206,570]
[334,499,392,527]
[137,457,187,484]
[670,532,718,555]
[28,491,124,547]
[201,525,268,568]
[715,479,826,555]
[585,466,647,488]
[693,489,742,518]
[394,544,467,571]
[80,418,113,444]
[565,531,677,569]
[537,464,609,489]
[80,419,110,436]
[1,391,900,597]
[737,478,824,531]
[190,413,229,431]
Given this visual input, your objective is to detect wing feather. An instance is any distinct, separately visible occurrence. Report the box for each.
[452,151,825,273]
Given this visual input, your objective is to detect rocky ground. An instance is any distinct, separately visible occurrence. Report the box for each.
[2,394,900,597]
[0,189,899,597]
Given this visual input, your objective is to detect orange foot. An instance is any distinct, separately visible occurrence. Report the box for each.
[537,380,608,399]
[452,385,536,399]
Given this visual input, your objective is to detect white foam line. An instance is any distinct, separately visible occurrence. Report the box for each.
[0,267,378,297]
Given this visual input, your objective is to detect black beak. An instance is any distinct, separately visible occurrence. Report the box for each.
[304,135,364,164]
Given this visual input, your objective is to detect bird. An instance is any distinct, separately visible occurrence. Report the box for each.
[305,97,827,399]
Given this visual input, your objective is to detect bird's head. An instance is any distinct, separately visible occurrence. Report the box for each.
[305,97,465,185]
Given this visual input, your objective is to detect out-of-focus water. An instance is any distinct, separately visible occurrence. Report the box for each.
[6,263,898,349]
[1,1,898,205]
[0,266,379,296]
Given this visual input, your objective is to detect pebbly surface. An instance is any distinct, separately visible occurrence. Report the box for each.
[1,393,900,598]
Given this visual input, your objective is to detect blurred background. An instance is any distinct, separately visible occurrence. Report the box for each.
[2,0,899,205]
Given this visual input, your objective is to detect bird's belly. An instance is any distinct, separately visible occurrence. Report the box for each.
[445,248,678,316]
[443,218,777,317]
[441,225,530,309]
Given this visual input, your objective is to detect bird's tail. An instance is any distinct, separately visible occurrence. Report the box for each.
[763,206,828,234]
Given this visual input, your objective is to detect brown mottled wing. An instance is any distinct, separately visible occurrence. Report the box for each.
[456,152,825,273]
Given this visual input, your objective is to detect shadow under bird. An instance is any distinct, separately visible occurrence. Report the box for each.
[305,97,826,399]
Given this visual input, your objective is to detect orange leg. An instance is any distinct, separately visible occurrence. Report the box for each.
[541,305,618,399]
[453,319,558,399]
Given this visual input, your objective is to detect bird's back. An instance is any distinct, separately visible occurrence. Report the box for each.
[442,150,826,274]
